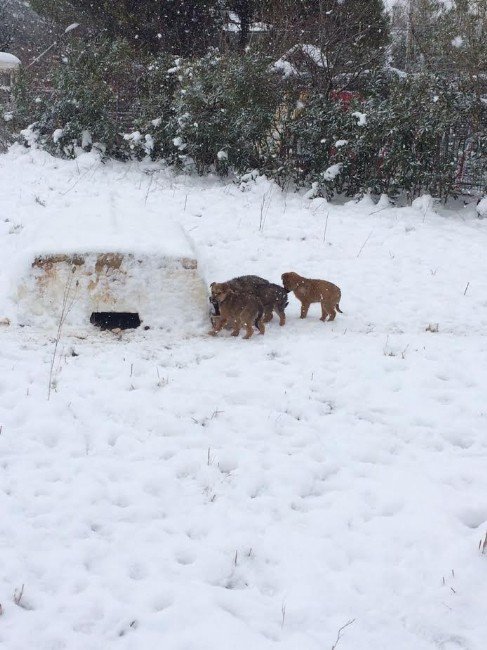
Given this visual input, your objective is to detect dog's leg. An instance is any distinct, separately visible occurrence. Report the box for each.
[209,316,227,335]
[231,319,241,336]
[320,302,333,321]
[276,307,286,326]
[327,304,336,321]
[300,301,310,319]
[243,321,254,339]
[263,309,273,323]
[257,318,265,335]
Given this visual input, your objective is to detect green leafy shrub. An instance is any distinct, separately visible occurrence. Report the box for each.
[15,38,137,159]
[171,51,285,174]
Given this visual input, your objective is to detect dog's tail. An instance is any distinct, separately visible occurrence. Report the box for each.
[254,303,264,329]
[336,288,343,313]
[279,293,289,312]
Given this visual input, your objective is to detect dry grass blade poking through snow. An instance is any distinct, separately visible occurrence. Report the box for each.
[331,618,356,650]
[13,584,24,607]
[259,186,273,232]
[47,266,79,400]
[356,230,373,258]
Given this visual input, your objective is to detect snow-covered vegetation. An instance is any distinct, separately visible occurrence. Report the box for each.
[2,0,485,201]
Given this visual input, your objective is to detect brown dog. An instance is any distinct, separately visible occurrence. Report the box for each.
[281,271,342,322]
[208,282,265,339]
[210,275,287,326]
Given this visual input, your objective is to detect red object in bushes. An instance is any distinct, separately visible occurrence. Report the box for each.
[330,90,361,110]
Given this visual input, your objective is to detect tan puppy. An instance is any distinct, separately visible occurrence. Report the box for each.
[208,282,265,339]
[281,271,342,322]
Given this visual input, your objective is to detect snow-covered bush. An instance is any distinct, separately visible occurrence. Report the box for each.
[0,107,12,152]
[274,90,377,197]
[171,51,284,174]
[8,39,486,201]
[367,75,459,199]
[127,54,180,161]
[14,38,136,159]
[278,72,487,201]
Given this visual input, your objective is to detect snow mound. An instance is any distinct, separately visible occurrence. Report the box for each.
[476,196,487,219]
[412,194,436,214]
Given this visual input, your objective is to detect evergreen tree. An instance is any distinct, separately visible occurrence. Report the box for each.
[30,0,224,56]
[230,0,255,49]
[0,1,12,50]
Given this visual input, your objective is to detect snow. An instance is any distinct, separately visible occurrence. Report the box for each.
[323,163,343,181]
[1,145,487,649]
[172,136,186,150]
[412,194,436,214]
[299,44,327,67]
[144,134,155,154]
[15,185,196,260]
[352,111,367,126]
[272,57,297,78]
[19,123,38,146]
[81,130,92,149]
[303,181,320,200]
[385,65,408,78]
[217,150,228,161]
[335,139,348,148]
[224,11,270,33]
[124,130,142,143]
[273,44,327,77]
[52,128,64,144]
[64,22,79,34]
[451,36,464,48]
[476,196,487,218]
[0,52,21,70]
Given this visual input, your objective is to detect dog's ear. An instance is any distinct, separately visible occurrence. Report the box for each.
[210,282,216,288]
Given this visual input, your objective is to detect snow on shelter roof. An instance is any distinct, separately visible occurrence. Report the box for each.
[0,52,21,70]
[25,200,196,261]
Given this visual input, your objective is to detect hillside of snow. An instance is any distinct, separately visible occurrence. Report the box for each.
[1,145,487,650]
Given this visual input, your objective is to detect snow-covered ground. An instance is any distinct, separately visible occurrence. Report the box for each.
[1,145,487,650]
